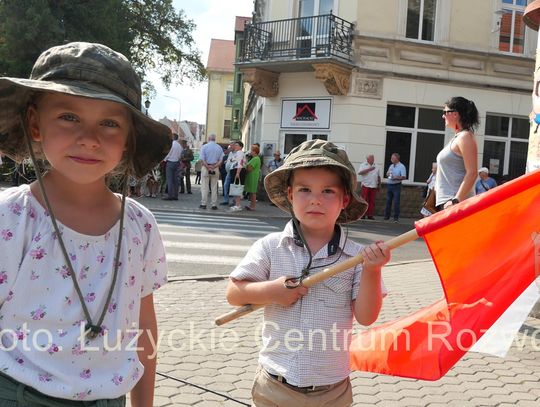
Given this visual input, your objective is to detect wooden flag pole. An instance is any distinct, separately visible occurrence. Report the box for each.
[214,229,419,326]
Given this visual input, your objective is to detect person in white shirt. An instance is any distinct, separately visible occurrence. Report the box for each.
[221,141,246,210]
[357,154,380,220]
[384,153,407,222]
[226,140,389,407]
[163,133,183,200]
[199,133,224,209]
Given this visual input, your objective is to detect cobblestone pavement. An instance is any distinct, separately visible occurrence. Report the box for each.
[152,261,540,406]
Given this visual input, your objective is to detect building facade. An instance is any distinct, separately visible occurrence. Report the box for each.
[237,0,536,216]
[206,39,235,143]
[232,17,252,140]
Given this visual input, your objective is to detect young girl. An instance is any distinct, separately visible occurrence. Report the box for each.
[0,42,170,406]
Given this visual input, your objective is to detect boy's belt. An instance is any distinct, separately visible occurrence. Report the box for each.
[265,370,338,393]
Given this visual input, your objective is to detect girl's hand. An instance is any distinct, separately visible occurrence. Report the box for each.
[267,276,308,306]
[362,241,390,271]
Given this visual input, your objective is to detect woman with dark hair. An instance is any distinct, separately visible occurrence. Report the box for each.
[435,96,479,210]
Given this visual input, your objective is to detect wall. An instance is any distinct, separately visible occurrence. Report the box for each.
[206,72,233,143]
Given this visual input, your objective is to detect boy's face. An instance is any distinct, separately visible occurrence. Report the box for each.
[287,167,350,234]
[28,93,130,185]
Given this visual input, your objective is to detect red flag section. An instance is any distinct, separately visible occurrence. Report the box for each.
[350,170,540,380]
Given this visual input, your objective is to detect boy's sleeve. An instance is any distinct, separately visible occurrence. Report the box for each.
[230,237,271,282]
[351,264,388,301]
[140,213,168,297]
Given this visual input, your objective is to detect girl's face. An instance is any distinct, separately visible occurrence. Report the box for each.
[28,93,130,185]
[287,167,350,234]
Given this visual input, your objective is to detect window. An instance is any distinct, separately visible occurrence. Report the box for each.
[223,120,231,139]
[406,0,437,41]
[225,91,233,106]
[283,133,328,154]
[233,109,240,130]
[385,105,445,183]
[235,73,243,94]
[498,0,526,54]
[483,114,528,181]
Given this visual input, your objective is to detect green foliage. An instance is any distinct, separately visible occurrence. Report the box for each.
[0,0,205,89]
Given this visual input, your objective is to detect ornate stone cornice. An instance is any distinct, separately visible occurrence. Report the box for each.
[312,63,353,95]
[240,68,280,97]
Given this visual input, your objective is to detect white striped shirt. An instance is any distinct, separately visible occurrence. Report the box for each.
[230,221,387,387]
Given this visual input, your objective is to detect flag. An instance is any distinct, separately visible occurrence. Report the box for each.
[350,170,540,380]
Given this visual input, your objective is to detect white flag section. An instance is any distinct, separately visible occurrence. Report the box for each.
[470,281,540,357]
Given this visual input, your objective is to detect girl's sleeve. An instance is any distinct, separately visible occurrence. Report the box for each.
[0,195,26,304]
[140,214,168,297]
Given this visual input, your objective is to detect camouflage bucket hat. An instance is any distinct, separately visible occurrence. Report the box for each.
[264,139,368,223]
[0,42,171,178]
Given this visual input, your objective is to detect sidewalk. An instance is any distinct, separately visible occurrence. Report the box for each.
[152,261,540,406]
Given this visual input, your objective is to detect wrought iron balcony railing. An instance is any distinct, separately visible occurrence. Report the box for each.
[239,14,354,65]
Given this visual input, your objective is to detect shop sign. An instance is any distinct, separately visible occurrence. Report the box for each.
[281,98,331,129]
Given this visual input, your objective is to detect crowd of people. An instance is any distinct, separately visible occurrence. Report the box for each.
[2,101,501,221]
[119,133,283,214]
[357,96,500,221]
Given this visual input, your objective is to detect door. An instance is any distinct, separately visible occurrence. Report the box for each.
[296,0,335,57]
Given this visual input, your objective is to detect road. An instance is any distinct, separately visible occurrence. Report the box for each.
[153,208,430,279]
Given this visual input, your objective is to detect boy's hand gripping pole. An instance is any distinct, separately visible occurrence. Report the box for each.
[214,229,419,326]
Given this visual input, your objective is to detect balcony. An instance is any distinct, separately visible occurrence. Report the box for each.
[239,13,354,68]
[237,14,355,97]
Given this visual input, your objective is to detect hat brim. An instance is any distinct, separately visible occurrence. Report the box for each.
[0,77,171,178]
[264,160,368,224]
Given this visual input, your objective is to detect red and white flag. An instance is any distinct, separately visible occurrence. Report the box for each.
[350,170,540,380]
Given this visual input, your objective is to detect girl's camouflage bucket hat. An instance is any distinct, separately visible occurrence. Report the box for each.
[0,41,171,178]
[264,139,368,223]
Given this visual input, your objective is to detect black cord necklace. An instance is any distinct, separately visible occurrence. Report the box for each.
[284,217,349,288]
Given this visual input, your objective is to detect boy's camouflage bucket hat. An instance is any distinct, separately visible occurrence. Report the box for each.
[264,139,368,223]
[0,42,171,178]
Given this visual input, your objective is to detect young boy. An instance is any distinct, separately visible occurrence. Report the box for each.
[226,140,390,407]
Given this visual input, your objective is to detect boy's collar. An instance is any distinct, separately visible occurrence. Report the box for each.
[291,222,341,256]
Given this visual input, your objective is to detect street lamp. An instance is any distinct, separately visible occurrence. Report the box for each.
[144,99,151,116]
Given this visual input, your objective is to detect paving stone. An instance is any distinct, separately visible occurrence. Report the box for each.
[150,395,172,406]
[353,394,382,405]
[170,393,207,404]
[228,387,252,400]
[468,397,499,406]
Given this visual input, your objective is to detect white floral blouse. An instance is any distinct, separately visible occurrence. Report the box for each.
[0,185,167,400]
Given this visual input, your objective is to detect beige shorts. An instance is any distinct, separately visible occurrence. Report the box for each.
[251,366,353,407]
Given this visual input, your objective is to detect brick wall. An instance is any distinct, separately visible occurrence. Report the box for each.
[372,184,426,220]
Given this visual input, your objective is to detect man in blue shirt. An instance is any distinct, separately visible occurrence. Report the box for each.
[384,153,407,223]
[475,167,497,194]
[199,133,225,209]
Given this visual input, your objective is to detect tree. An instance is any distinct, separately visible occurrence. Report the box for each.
[0,0,205,91]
